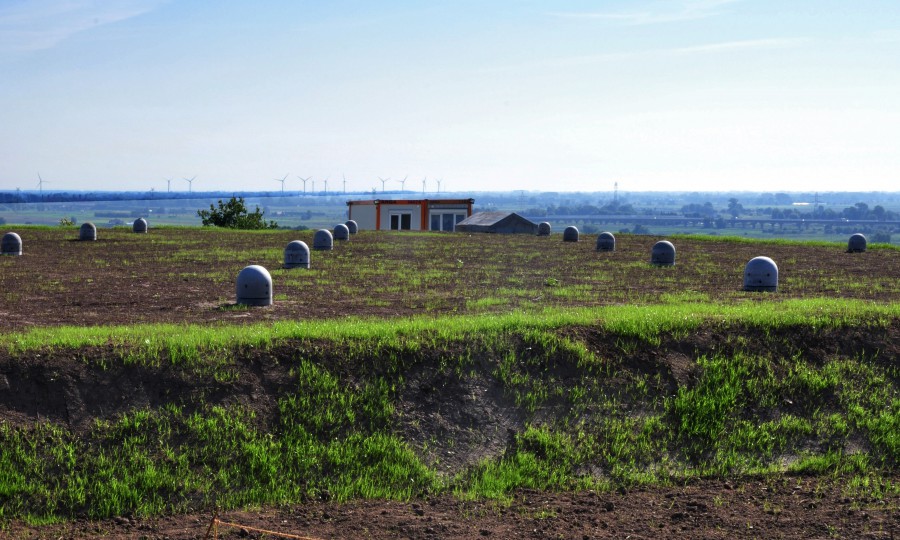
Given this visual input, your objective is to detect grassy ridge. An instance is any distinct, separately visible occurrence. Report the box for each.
[3,298,897,357]
[1,299,898,524]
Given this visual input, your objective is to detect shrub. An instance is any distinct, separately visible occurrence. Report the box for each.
[197,197,278,229]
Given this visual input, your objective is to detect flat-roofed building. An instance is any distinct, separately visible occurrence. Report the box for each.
[346,199,475,231]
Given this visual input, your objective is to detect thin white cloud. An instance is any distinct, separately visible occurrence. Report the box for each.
[480,37,808,73]
[668,37,810,55]
[0,0,168,54]
[551,0,743,25]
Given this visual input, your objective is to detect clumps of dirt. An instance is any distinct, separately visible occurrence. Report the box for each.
[395,360,527,474]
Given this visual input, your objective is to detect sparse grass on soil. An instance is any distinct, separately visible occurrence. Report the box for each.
[0,227,898,539]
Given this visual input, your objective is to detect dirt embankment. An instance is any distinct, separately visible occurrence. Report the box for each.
[3,321,899,539]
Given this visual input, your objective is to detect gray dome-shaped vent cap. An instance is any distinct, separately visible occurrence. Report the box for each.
[1,232,22,256]
[743,256,778,292]
[536,222,551,236]
[596,231,616,252]
[236,265,273,306]
[333,223,350,241]
[284,240,311,269]
[133,218,148,233]
[847,233,867,253]
[651,240,676,266]
[79,222,97,241]
[345,220,359,234]
[562,226,579,242]
[313,229,334,250]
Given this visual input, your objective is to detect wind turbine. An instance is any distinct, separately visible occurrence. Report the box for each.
[297,176,310,194]
[397,175,408,192]
[378,176,390,193]
[436,178,442,193]
[342,174,347,193]
[184,176,196,193]
[36,173,49,198]
[421,176,427,195]
[274,174,288,194]
[165,177,173,193]
[323,177,329,194]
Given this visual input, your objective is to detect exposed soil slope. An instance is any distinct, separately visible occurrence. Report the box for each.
[3,322,899,539]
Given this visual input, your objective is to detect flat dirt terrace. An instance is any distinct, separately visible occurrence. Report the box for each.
[1,226,899,539]
[0,226,897,329]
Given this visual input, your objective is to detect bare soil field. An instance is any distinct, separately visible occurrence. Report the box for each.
[0,226,897,330]
[10,477,900,539]
[1,227,899,539]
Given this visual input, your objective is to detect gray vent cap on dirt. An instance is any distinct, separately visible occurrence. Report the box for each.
[562,226,579,242]
[333,223,350,241]
[236,265,273,306]
[345,220,359,234]
[537,222,551,236]
[651,240,676,266]
[847,233,867,253]
[1,232,22,256]
[79,222,97,241]
[313,229,334,251]
[743,256,778,292]
[284,240,311,269]
[132,218,148,233]
[596,231,616,252]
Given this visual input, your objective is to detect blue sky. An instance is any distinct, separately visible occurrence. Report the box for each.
[1,0,898,194]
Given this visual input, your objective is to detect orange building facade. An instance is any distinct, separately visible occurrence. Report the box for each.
[346,199,475,232]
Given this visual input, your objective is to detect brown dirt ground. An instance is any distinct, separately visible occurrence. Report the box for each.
[1,227,899,538]
[0,227,897,330]
[6,477,900,539]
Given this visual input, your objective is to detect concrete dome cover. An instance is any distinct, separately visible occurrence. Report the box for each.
[313,229,334,250]
[236,265,273,306]
[79,222,97,241]
[848,233,867,253]
[1,232,22,255]
[333,223,350,241]
[596,231,616,252]
[284,240,311,269]
[651,240,676,265]
[744,256,778,292]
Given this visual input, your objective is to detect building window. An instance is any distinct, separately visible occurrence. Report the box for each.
[430,212,467,232]
[390,212,412,230]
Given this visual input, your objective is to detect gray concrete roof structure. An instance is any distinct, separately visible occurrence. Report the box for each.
[455,212,538,234]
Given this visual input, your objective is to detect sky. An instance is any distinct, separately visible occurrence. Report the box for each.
[1,0,898,194]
